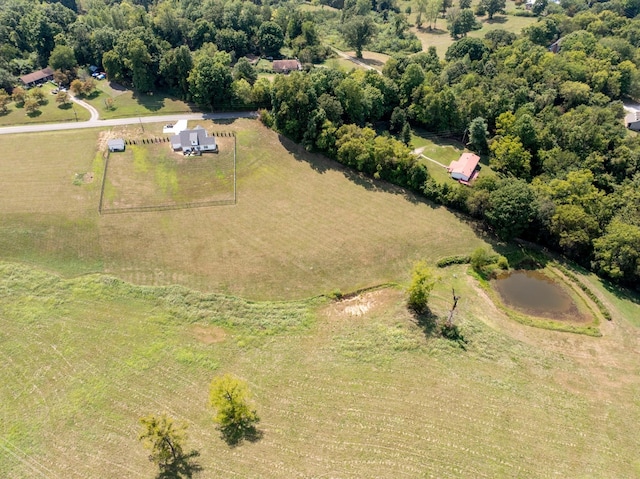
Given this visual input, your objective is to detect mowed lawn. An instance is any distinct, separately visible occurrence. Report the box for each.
[81,80,196,119]
[0,119,489,299]
[0,83,90,126]
[1,262,639,478]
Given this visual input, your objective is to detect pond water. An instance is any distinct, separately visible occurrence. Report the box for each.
[493,270,581,320]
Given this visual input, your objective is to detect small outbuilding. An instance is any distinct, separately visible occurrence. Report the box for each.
[19,67,54,88]
[272,59,302,74]
[107,138,125,152]
[448,152,480,184]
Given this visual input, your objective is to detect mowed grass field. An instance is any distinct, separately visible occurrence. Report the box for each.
[1,119,640,478]
[1,261,639,478]
[0,119,489,299]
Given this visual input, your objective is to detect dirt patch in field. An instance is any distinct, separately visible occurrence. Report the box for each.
[324,289,397,320]
[192,324,227,344]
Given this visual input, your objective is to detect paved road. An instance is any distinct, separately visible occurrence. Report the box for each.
[0,111,258,135]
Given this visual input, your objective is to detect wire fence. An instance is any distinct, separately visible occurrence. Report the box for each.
[98,131,237,215]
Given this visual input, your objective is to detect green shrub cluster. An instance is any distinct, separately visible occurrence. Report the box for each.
[436,255,471,268]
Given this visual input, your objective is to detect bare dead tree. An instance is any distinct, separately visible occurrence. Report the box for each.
[446,288,461,327]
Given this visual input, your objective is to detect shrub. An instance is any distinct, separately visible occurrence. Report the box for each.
[436,255,471,267]
[407,261,436,313]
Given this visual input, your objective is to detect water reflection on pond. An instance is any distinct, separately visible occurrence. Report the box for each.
[493,270,581,320]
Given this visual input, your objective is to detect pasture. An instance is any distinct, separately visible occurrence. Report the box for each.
[0,119,488,299]
[1,119,640,478]
[1,261,639,478]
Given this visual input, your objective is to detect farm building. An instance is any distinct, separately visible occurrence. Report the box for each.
[448,153,480,184]
[107,138,125,152]
[170,126,217,154]
[19,67,54,87]
[273,59,302,73]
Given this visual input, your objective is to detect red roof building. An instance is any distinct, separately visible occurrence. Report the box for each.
[448,152,480,184]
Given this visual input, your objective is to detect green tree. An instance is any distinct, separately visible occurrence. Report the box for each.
[126,39,154,93]
[593,219,640,285]
[55,90,70,106]
[468,117,488,153]
[12,87,26,105]
[49,44,77,73]
[341,15,376,58]
[257,21,284,57]
[24,97,40,115]
[188,54,233,110]
[447,8,475,39]
[209,374,259,445]
[479,0,506,19]
[407,260,436,313]
[489,135,532,178]
[233,57,258,85]
[401,121,412,146]
[0,90,10,113]
[138,414,187,468]
[159,46,194,98]
[485,179,537,240]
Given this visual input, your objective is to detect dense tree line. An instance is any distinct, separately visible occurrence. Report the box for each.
[267,4,640,290]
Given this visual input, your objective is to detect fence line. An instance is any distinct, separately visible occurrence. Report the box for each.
[97,151,110,214]
[100,198,236,215]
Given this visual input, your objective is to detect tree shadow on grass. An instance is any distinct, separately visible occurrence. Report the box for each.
[27,110,42,117]
[411,306,439,336]
[220,423,264,447]
[276,133,435,206]
[133,91,166,112]
[155,451,202,479]
[58,102,73,110]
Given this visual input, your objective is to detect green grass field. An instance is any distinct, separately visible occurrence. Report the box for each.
[0,119,489,299]
[1,119,640,478]
[82,81,196,119]
[410,0,538,57]
[0,83,90,126]
[1,261,639,478]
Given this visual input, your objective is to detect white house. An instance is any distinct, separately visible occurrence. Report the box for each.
[170,126,217,154]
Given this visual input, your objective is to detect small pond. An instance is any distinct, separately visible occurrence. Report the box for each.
[493,270,582,320]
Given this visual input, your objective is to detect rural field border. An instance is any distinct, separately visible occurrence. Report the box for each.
[98,131,237,214]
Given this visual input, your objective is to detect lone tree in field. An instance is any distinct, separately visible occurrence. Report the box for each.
[407,261,437,314]
[139,414,187,469]
[341,15,376,59]
[209,374,259,445]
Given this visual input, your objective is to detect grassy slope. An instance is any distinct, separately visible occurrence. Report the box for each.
[0,119,489,300]
[1,262,639,478]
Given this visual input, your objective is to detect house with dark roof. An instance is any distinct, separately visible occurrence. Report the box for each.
[20,67,54,87]
[273,59,302,74]
[170,126,217,154]
[448,152,480,184]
